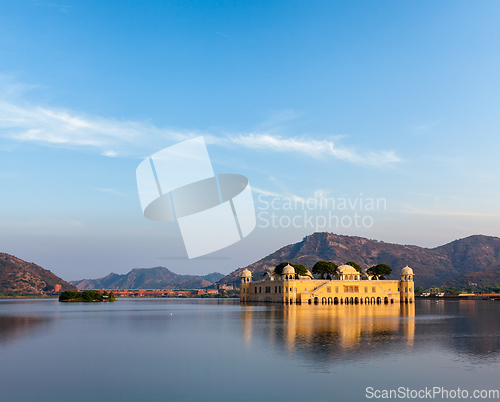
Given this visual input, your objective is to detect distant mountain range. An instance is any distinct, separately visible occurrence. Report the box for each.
[218,232,500,288]
[71,267,225,290]
[0,253,75,296]
[3,232,500,295]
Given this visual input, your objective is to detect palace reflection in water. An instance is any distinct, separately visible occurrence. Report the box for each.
[241,303,415,364]
[240,299,500,367]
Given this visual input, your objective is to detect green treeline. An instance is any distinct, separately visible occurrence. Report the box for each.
[59,290,116,302]
[274,262,309,276]
[310,260,393,279]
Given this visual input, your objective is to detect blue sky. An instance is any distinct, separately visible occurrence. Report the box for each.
[0,0,499,280]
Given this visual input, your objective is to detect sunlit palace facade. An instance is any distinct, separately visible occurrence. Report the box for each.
[240,264,415,304]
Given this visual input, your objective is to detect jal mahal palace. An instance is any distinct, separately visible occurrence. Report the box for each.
[240,264,415,305]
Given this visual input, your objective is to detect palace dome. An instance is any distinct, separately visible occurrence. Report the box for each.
[241,269,252,278]
[338,265,359,274]
[282,264,296,274]
[401,266,413,275]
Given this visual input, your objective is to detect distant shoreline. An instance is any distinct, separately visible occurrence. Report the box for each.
[0,294,239,300]
[2,295,499,301]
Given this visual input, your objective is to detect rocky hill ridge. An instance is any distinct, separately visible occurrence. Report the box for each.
[71,267,225,290]
[0,253,76,296]
[218,233,500,288]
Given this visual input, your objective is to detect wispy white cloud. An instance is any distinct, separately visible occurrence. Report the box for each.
[406,191,462,201]
[256,110,302,129]
[0,78,401,166]
[207,133,400,165]
[252,187,336,204]
[399,206,500,217]
[251,187,306,208]
[251,187,285,198]
[94,188,129,197]
[101,150,118,158]
[0,98,169,149]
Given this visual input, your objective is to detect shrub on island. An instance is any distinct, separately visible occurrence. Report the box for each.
[59,290,116,302]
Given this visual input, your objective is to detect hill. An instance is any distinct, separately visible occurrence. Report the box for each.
[71,267,225,290]
[442,265,500,290]
[218,233,500,288]
[0,253,76,296]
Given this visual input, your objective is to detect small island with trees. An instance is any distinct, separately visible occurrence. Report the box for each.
[59,290,116,302]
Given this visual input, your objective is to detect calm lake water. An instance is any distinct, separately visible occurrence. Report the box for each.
[1,298,500,402]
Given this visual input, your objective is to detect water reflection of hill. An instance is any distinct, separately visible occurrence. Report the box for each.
[417,300,500,361]
[0,315,52,345]
[241,303,415,366]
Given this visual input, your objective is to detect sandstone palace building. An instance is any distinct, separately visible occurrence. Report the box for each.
[240,264,415,304]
